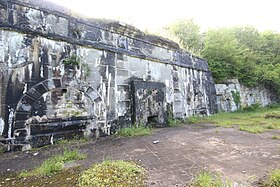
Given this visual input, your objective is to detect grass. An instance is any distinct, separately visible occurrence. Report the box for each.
[19,149,86,177]
[168,118,182,127]
[78,160,146,187]
[192,171,230,187]
[186,105,280,134]
[117,126,153,137]
[239,125,267,134]
[0,145,6,154]
[272,135,280,140]
[264,169,280,187]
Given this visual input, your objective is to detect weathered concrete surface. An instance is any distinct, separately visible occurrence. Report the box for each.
[216,79,277,112]
[0,124,279,186]
[0,0,217,149]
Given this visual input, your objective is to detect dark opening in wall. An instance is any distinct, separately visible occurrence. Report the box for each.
[147,115,158,126]
[62,88,67,93]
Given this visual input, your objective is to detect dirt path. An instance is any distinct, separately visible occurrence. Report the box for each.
[0,124,280,186]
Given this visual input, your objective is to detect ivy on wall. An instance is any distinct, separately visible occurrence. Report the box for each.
[231,91,241,109]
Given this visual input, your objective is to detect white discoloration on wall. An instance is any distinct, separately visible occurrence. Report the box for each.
[1,32,26,67]
[0,0,218,149]
[0,30,4,62]
[28,63,33,79]
[23,83,28,94]
[0,118,4,136]
[8,108,14,138]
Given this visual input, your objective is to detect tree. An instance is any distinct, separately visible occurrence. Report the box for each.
[201,28,242,82]
[165,19,203,55]
[232,25,261,51]
[164,21,280,95]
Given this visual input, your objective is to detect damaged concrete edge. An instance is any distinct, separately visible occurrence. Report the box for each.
[0,0,208,72]
[8,0,179,48]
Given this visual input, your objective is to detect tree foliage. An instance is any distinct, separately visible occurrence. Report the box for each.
[165,19,203,55]
[166,20,280,95]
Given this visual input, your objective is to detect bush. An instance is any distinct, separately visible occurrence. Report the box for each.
[264,169,280,187]
[79,160,146,187]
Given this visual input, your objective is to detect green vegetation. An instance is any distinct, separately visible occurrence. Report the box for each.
[0,145,5,154]
[192,171,230,187]
[62,55,91,78]
[239,125,267,134]
[168,118,182,127]
[79,160,146,187]
[272,135,280,140]
[166,103,182,127]
[165,19,203,55]
[264,169,280,187]
[62,55,80,66]
[19,149,86,177]
[166,20,280,95]
[231,91,241,109]
[81,62,91,77]
[117,126,153,137]
[186,106,280,134]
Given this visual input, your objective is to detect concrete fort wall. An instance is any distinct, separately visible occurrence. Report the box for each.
[216,79,277,112]
[0,0,217,149]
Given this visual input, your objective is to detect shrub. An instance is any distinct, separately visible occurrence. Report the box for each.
[62,55,80,66]
[264,169,280,187]
[79,160,146,187]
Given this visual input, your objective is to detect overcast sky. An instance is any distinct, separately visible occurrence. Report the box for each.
[48,0,280,32]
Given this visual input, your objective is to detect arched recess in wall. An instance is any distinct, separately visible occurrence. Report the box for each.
[12,78,106,144]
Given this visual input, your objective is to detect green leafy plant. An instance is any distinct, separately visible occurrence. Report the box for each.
[165,19,203,55]
[62,55,80,66]
[231,91,241,109]
[19,149,86,177]
[264,169,280,187]
[79,160,146,187]
[62,55,91,78]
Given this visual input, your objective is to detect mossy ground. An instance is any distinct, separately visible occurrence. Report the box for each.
[0,167,82,187]
[186,106,280,134]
